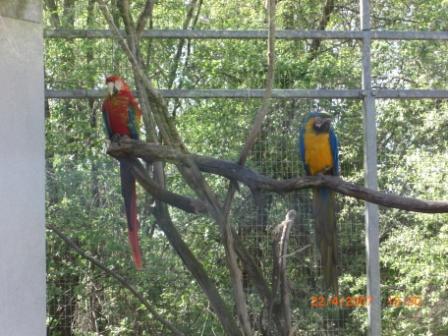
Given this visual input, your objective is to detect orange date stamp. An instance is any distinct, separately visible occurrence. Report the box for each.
[310,295,423,309]
[386,295,422,307]
[310,295,373,308]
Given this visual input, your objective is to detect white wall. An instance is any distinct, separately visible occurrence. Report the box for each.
[0,2,46,335]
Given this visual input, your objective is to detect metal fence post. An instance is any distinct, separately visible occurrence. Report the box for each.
[360,0,381,335]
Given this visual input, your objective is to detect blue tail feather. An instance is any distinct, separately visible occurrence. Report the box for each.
[313,187,338,294]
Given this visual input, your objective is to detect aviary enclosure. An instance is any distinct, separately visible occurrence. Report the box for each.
[44,0,448,335]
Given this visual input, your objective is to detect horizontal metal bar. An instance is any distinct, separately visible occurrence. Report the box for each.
[44,29,448,40]
[373,31,448,41]
[44,29,362,40]
[45,89,448,99]
[375,89,448,98]
[45,89,362,99]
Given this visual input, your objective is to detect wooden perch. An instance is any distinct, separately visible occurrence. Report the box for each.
[107,139,448,214]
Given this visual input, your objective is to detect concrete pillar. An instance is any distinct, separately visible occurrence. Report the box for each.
[0,2,46,335]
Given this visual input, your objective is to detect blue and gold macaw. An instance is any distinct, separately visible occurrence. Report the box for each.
[299,111,339,293]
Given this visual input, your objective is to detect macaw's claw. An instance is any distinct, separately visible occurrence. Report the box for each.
[111,133,122,143]
[111,134,131,145]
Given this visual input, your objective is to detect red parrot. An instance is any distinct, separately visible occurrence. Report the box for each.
[102,75,143,270]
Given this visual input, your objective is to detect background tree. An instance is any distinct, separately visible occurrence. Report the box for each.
[44,0,448,335]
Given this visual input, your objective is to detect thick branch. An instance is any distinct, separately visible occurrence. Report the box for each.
[107,140,448,213]
[98,3,247,334]
[117,157,274,302]
[128,158,207,214]
[97,0,247,335]
[308,0,335,56]
[47,224,185,336]
[150,203,242,336]
[136,0,154,37]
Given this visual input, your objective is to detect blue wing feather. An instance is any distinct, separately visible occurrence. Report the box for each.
[128,105,139,140]
[298,125,310,175]
[329,127,339,176]
[102,105,113,139]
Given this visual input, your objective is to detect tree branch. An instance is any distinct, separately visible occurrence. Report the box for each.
[308,0,335,56]
[270,210,294,335]
[114,157,274,316]
[97,0,167,112]
[236,0,276,166]
[107,140,448,213]
[98,3,248,334]
[136,0,154,37]
[275,210,294,335]
[47,224,186,336]
[222,0,277,215]
[44,0,61,28]
[167,0,199,89]
[150,203,243,336]
[127,157,207,214]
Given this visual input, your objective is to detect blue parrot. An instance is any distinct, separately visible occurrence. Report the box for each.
[298,111,339,293]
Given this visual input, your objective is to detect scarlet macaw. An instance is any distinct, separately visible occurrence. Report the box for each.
[102,75,143,270]
[298,111,339,293]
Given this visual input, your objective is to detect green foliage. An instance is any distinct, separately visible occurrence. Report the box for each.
[45,0,448,335]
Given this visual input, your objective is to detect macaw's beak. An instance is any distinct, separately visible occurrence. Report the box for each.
[107,82,118,95]
[315,117,331,128]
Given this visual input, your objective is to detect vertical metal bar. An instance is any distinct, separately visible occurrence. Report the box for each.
[360,0,381,335]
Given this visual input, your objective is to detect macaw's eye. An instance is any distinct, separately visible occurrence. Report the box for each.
[115,80,123,91]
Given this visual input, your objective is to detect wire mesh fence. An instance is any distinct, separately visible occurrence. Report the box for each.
[44,0,448,335]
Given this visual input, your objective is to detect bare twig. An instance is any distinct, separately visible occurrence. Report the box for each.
[47,224,186,336]
[284,244,311,258]
[97,0,167,111]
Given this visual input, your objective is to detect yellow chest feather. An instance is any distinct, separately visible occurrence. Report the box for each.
[304,124,333,175]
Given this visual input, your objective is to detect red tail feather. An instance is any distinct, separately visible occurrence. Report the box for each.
[128,224,142,270]
[127,172,142,270]
[120,160,143,270]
